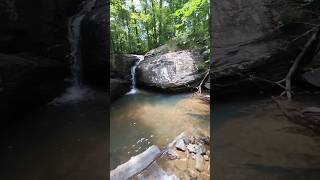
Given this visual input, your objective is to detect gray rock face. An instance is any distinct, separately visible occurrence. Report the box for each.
[0,0,82,57]
[137,50,206,91]
[110,54,142,80]
[211,0,320,95]
[81,0,109,85]
[110,78,131,102]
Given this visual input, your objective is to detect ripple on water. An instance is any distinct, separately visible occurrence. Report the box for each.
[110,90,210,169]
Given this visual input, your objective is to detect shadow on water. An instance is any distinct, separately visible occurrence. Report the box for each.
[214,94,320,180]
[0,89,107,180]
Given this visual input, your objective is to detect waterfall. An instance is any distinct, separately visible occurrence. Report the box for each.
[127,55,144,94]
[49,0,96,105]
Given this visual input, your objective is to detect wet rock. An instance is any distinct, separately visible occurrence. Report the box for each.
[175,139,186,152]
[167,149,179,160]
[0,0,82,55]
[195,153,204,172]
[110,78,131,102]
[81,0,108,85]
[301,68,320,88]
[110,54,143,81]
[200,136,210,145]
[302,107,320,114]
[211,0,320,95]
[136,50,206,92]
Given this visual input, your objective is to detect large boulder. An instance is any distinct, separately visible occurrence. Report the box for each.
[81,0,108,85]
[0,53,68,121]
[211,0,320,95]
[136,50,206,91]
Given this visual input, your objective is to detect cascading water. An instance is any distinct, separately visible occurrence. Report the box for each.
[127,55,144,94]
[50,0,96,105]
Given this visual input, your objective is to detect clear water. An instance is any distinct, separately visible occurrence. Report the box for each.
[110,90,210,170]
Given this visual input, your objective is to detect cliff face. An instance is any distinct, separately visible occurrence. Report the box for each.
[0,0,88,120]
[0,0,83,58]
[81,0,109,85]
[211,0,320,95]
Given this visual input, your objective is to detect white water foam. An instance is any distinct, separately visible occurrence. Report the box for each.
[50,0,96,105]
[127,55,144,95]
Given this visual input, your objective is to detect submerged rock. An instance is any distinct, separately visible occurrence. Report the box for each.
[195,153,204,172]
[136,50,206,91]
[167,149,179,160]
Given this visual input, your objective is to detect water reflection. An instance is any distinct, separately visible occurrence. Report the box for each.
[110,90,210,169]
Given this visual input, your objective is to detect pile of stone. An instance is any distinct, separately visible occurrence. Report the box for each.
[166,134,210,172]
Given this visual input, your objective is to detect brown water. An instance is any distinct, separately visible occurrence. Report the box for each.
[214,95,320,180]
[110,90,210,170]
[0,90,107,180]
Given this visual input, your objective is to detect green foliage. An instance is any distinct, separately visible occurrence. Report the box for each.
[111,0,210,54]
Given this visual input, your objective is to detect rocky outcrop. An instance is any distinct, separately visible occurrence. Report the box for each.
[0,0,83,59]
[0,53,67,121]
[136,50,206,91]
[81,0,109,85]
[211,0,320,95]
[110,54,142,80]
[110,78,131,102]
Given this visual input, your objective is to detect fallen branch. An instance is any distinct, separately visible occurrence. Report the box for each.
[196,71,210,94]
[278,26,320,101]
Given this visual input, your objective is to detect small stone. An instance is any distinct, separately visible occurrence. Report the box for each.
[175,139,186,151]
[200,136,210,145]
[167,149,179,160]
[206,150,210,156]
[191,153,196,160]
[198,144,206,155]
[195,153,204,172]
[204,155,209,161]
[187,144,198,153]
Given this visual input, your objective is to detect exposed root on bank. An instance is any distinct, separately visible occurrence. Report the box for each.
[251,26,320,102]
